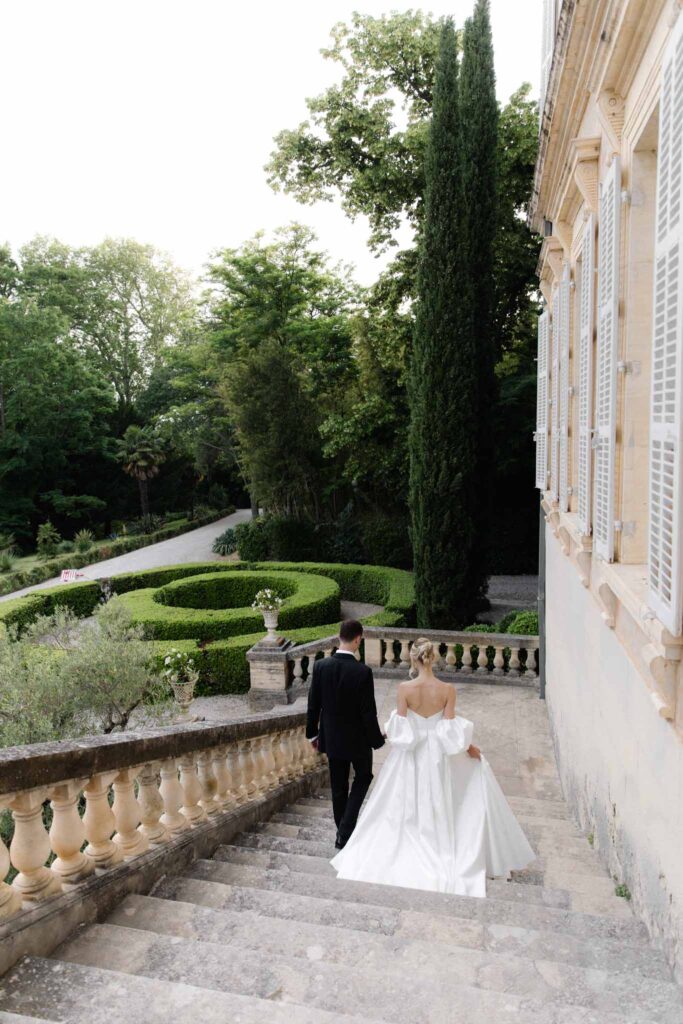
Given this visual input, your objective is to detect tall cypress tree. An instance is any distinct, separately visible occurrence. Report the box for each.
[460,0,499,600]
[408,20,479,627]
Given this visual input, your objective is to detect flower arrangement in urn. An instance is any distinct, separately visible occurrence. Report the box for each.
[252,588,284,644]
[163,647,200,722]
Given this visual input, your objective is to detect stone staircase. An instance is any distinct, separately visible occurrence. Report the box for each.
[1,784,682,1024]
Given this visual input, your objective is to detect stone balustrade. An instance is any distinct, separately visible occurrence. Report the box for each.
[0,710,323,973]
[247,626,540,702]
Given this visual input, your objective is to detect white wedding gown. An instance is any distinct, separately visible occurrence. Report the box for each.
[331,708,536,897]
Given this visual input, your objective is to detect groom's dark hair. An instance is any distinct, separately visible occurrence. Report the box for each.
[339,619,363,642]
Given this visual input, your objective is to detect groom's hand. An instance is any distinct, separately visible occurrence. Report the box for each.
[467,744,481,760]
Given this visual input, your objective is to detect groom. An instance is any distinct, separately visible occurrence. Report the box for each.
[306,619,385,849]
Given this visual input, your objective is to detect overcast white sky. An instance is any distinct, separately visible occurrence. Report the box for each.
[2,1,542,285]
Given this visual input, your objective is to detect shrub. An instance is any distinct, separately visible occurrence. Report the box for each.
[0,602,171,746]
[212,528,237,557]
[505,610,539,635]
[36,521,61,559]
[190,504,218,522]
[0,550,16,573]
[74,529,95,553]
[235,519,269,561]
[56,540,75,554]
[0,533,16,552]
[359,512,412,569]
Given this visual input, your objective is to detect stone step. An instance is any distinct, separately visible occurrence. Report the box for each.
[295,794,575,822]
[53,921,680,1024]
[249,818,609,869]
[0,956,381,1024]
[214,843,573,910]
[187,858,645,941]
[275,808,585,841]
[104,894,683,1019]
[0,1014,58,1023]
[218,843,577,909]
[153,873,672,980]
[287,797,575,826]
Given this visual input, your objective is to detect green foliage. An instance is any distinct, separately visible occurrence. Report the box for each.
[116,425,166,523]
[56,540,75,554]
[235,519,270,561]
[409,21,478,628]
[0,550,15,573]
[460,0,498,594]
[505,610,539,635]
[115,570,340,641]
[74,528,94,553]
[36,521,62,559]
[614,884,632,900]
[0,602,170,746]
[212,528,237,556]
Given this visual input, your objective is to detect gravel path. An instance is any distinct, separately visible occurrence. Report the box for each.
[0,509,252,602]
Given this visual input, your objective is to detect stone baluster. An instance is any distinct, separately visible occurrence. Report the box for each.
[460,645,473,674]
[214,745,233,807]
[48,779,92,885]
[159,759,189,835]
[292,657,304,685]
[137,763,169,846]
[112,768,148,860]
[492,646,506,677]
[523,648,538,678]
[0,799,21,918]
[508,647,521,678]
[399,640,411,671]
[197,750,220,815]
[179,754,208,826]
[250,737,268,794]
[83,771,122,871]
[290,730,304,777]
[304,729,318,769]
[278,730,292,781]
[237,740,254,801]
[445,643,457,670]
[476,645,489,675]
[9,790,61,902]
[263,734,278,790]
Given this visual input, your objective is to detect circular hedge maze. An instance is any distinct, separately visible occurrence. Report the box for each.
[0,561,415,694]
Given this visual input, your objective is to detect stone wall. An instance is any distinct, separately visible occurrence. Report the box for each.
[545,527,683,981]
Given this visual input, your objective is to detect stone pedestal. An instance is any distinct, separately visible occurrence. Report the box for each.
[246,639,294,708]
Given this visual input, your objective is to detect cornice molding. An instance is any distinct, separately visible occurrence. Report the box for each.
[571,136,601,212]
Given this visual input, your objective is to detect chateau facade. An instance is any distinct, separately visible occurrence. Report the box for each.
[533,0,683,976]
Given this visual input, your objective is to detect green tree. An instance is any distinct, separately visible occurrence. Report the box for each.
[116,425,166,524]
[460,0,498,595]
[409,21,478,627]
[222,339,323,517]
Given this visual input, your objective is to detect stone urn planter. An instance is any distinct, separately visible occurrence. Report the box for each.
[252,588,284,647]
[262,608,280,644]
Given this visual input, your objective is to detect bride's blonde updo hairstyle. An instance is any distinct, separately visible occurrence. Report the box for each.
[409,637,438,677]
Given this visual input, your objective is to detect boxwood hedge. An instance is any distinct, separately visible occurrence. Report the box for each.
[0,560,415,694]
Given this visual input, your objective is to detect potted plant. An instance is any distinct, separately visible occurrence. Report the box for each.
[252,588,284,644]
[163,648,200,722]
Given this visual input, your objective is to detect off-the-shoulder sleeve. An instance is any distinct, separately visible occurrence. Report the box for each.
[384,710,418,750]
[435,715,474,756]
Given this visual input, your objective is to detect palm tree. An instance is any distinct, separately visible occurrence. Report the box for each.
[116,426,166,526]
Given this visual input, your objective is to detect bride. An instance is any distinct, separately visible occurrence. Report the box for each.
[331,638,535,896]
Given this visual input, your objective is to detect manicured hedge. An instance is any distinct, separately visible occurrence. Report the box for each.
[115,570,340,641]
[0,559,416,694]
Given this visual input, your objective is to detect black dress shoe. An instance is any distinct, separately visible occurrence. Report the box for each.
[335,832,346,850]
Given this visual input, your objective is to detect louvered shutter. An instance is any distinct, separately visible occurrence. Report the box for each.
[577,215,596,535]
[549,288,561,500]
[593,157,621,561]
[559,264,571,512]
[648,16,683,635]
[540,0,558,113]
[535,311,549,489]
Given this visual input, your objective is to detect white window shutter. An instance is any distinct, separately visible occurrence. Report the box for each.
[540,0,558,113]
[559,264,571,512]
[648,15,683,636]
[535,310,549,489]
[550,288,561,501]
[577,214,596,535]
[593,156,621,561]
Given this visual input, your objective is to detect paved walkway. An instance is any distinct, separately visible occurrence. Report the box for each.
[0,509,252,602]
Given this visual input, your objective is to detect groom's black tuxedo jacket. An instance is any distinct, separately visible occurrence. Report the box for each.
[306,652,385,760]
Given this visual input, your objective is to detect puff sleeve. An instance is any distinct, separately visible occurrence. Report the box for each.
[384,710,418,750]
[434,715,474,756]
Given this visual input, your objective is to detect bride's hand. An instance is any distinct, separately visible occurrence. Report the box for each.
[467,744,481,760]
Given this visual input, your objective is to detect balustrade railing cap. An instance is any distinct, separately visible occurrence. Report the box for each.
[0,708,306,797]
[362,626,539,645]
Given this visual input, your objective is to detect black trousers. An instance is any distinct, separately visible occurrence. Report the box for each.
[327,752,373,843]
